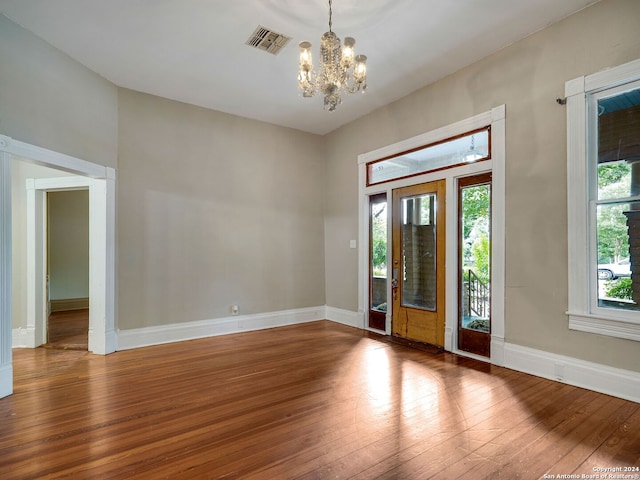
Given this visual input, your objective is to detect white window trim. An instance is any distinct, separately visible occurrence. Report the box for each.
[565,58,640,342]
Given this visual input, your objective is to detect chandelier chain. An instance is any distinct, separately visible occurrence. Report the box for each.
[328,0,333,32]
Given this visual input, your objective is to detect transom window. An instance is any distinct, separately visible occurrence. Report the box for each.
[367,126,490,186]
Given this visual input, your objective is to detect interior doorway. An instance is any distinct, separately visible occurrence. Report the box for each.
[26,176,100,352]
[45,189,90,350]
[0,134,117,399]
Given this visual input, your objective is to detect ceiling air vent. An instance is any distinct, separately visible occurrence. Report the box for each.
[246,25,291,55]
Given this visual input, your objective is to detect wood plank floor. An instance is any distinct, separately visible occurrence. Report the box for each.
[1,321,638,479]
[44,309,89,350]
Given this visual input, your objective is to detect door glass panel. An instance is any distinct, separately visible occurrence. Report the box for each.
[460,183,491,333]
[401,193,437,311]
[370,195,388,324]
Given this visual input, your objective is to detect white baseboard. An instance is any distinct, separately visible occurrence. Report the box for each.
[117,306,326,351]
[490,335,505,366]
[12,327,31,348]
[88,328,118,355]
[0,363,12,398]
[503,343,640,403]
[325,306,364,329]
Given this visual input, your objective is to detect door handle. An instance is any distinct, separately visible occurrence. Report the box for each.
[392,266,398,300]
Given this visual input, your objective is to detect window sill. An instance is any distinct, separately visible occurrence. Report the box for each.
[567,311,640,342]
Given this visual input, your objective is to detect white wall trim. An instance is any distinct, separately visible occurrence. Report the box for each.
[23,175,117,354]
[490,335,505,367]
[25,180,48,348]
[568,312,640,342]
[0,364,12,399]
[504,342,640,403]
[325,306,364,329]
[12,328,29,348]
[584,57,640,92]
[0,135,105,178]
[117,306,326,351]
[88,173,117,355]
[0,149,12,398]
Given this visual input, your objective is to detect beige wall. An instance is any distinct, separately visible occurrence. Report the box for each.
[117,89,326,329]
[48,190,89,301]
[11,160,79,328]
[324,0,640,371]
[0,14,118,168]
[1,14,115,328]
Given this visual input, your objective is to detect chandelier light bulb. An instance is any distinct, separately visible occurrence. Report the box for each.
[299,41,313,67]
[342,37,355,68]
[354,55,367,83]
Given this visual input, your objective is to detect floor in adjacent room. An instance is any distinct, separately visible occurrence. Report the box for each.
[44,308,88,350]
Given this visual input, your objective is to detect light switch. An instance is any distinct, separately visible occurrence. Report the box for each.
[349,239,357,249]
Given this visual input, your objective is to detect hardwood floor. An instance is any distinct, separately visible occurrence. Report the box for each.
[1,321,638,479]
[44,309,88,350]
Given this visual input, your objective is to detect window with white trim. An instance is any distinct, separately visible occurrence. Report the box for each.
[566,58,640,341]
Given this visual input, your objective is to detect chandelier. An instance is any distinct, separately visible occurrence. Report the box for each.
[297,0,368,111]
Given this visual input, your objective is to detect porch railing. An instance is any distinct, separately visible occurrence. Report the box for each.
[465,268,489,318]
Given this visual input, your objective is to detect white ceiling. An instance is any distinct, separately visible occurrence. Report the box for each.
[0,0,599,135]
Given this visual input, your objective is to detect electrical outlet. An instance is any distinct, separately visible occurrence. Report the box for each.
[231,304,239,316]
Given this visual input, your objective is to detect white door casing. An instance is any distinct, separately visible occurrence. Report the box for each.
[0,148,12,398]
[0,134,116,399]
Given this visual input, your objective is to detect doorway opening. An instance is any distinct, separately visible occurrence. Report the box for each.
[45,189,90,350]
[24,174,104,352]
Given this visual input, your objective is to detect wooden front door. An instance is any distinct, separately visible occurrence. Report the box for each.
[392,180,446,347]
